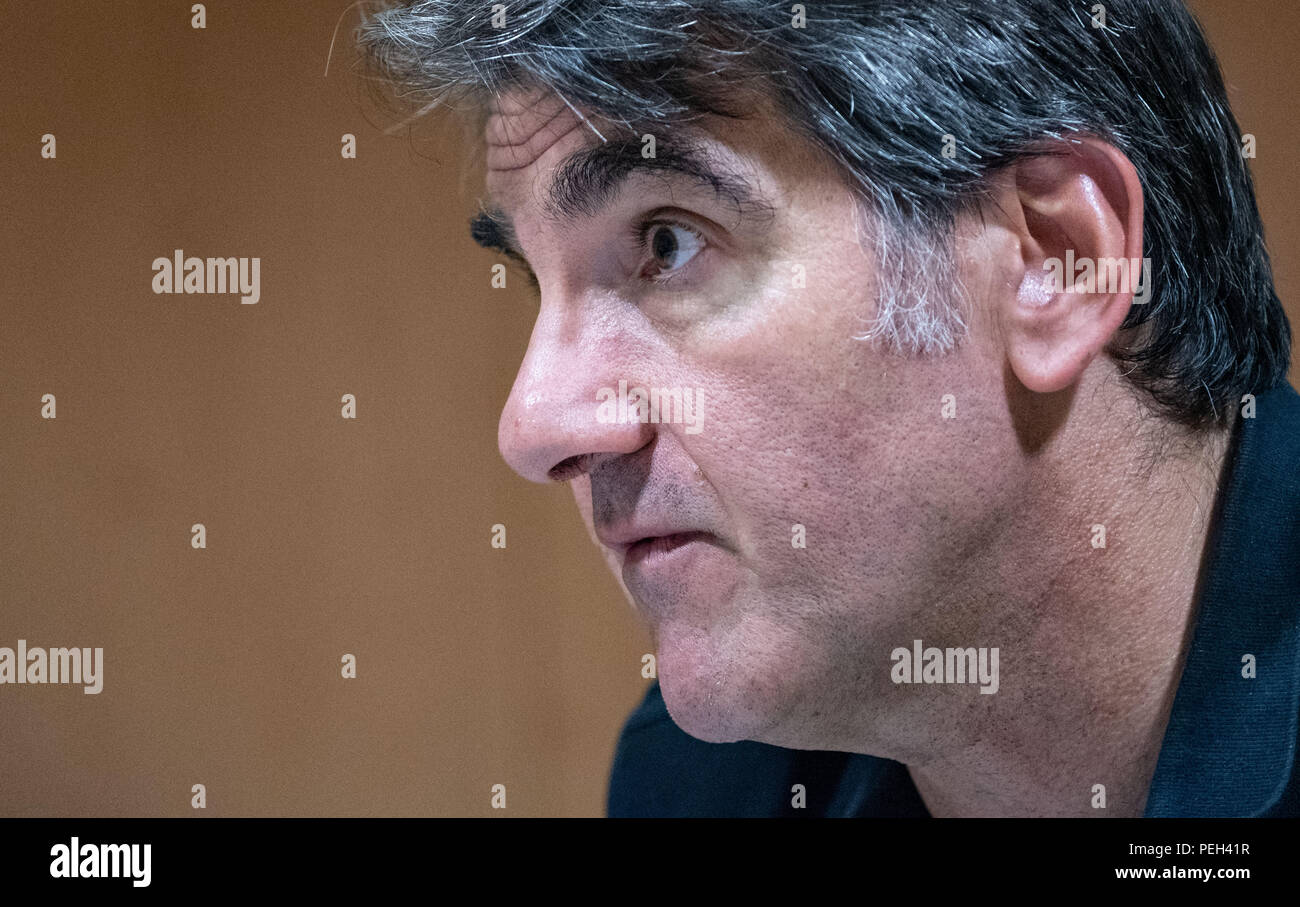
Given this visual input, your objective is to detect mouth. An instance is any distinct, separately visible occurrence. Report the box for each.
[623,531,713,567]
[616,528,734,618]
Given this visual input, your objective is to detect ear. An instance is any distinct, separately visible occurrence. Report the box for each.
[993,137,1145,394]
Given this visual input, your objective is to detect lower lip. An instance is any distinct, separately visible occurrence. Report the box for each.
[624,531,712,567]
[620,532,735,619]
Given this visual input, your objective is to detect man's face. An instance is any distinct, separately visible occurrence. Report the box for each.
[487,89,1019,754]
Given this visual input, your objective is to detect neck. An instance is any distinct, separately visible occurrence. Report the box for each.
[904,397,1235,817]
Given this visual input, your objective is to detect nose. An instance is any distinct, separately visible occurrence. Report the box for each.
[498,304,653,483]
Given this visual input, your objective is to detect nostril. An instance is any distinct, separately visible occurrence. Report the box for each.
[549,454,592,483]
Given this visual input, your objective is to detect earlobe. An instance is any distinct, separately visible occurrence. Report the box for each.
[997,138,1145,396]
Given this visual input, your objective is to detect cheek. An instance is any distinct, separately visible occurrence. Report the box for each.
[667,221,1015,610]
[675,234,899,549]
[683,323,905,557]
[685,333,1003,609]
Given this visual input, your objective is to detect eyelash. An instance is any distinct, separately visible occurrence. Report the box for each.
[628,215,706,287]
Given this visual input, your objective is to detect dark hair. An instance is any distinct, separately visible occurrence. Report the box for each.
[358,0,1291,426]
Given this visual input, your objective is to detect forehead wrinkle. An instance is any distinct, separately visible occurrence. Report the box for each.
[485,94,570,147]
[484,84,621,178]
[486,110,588,173]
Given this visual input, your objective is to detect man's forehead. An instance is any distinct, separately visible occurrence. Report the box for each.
[486,87,621,174]
[481,90,737,217]
[483,90,603,209]
[474,87,782,259]
[487,91,585,163]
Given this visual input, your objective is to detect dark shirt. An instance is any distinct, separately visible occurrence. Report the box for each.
[607,382,1300,817]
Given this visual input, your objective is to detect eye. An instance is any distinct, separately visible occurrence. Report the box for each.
[634,219,706,284]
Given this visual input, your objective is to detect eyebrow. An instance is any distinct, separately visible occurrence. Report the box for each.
[468,135,773,266]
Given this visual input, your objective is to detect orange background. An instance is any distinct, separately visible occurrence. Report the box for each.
[0,0,1294,816]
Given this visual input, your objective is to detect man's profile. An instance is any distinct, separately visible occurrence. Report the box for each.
[359,0,1298,817]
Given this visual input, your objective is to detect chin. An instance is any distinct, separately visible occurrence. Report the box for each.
[658,677,756,744]
[653,620,798,746]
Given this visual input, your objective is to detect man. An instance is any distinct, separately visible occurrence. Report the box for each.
[359,0,1298,816]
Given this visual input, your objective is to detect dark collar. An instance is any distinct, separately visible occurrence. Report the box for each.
[1144,382,1300,817]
